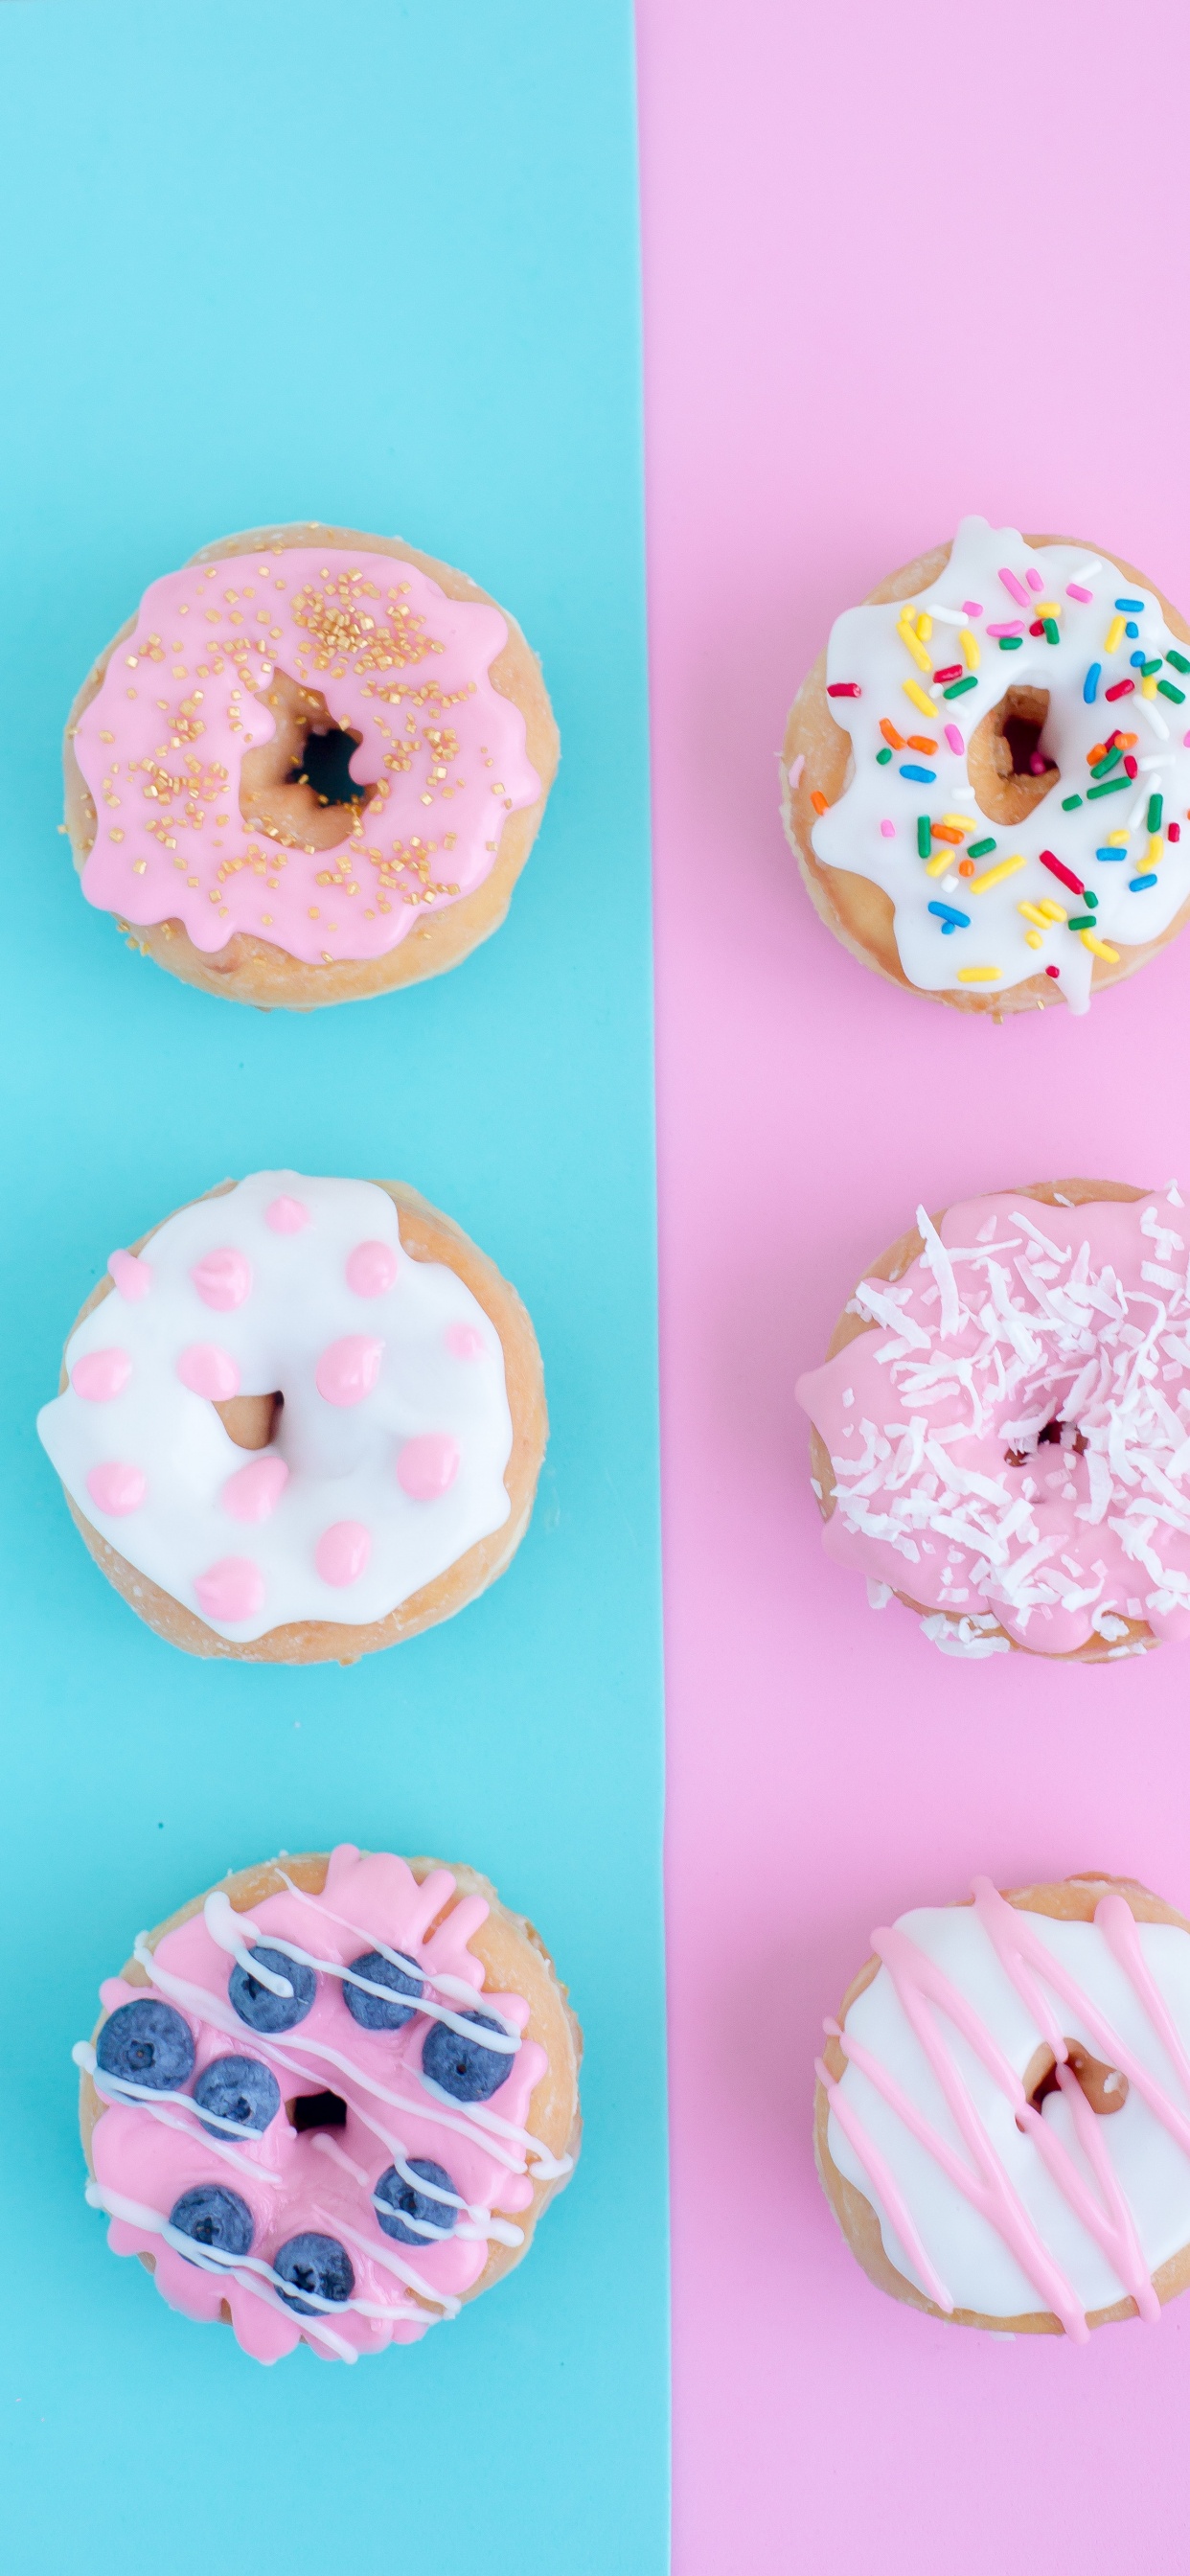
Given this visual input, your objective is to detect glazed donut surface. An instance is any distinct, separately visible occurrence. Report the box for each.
[36,1171,546,1663]
[77,1844,581,2364]
[795,1178,1190,1661]
[815,1874,1190,2338]
[782,518,1190,1017]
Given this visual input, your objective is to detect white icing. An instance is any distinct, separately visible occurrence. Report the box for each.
[812,518,1190,1013]
[828,1901,1190,2318]
[36,1172,515,1640]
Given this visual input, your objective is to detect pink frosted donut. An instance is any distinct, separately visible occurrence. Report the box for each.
[77,1844,582,2365]
[63,521,559,1009]
[796,1177,1190,1662]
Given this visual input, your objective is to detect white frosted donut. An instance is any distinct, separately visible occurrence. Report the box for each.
[36,1171,546,1663]
[77,1843,581,2365]
[63,522,559,1010]
[782,518,1190,1016]
[815,1874,1190,2339]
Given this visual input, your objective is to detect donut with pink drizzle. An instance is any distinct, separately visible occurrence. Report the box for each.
[795,1177,1190,1662]
[36,1170,546,1664]
[816,1872,1190,2338]
[63,522,559,1008]
[76,1843,581,2364]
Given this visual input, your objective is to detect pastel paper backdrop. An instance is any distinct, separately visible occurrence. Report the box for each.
[638,0,1190,2565]
[0,5,667,2570]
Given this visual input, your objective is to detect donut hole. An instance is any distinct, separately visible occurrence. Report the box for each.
[240,668,377,853]
[1004,1417,1087,1469]
[1021,2039,1129,2121]
[215,1392,284,1452]
[968,686,1060,826]
[286,2088,348,2132]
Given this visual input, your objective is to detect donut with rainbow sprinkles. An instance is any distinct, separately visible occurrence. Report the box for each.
[782,518,1190,1016]
[796,1178,1190,1662]
[816,1872,1190,2339]
[76,1843,580,2363]
[36,1171,546,1663]
[63,523,558,1008]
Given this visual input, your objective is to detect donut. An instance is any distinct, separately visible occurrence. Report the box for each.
[63,522,559,1008]
[36,1170,546,1663]
[794,1177,1190,1663]
[781,517,1190,1017]
[815,1871,1190,2339]
[75,1843,581,2363]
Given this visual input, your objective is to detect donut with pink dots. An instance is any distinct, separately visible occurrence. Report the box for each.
[37,1171,547,1663]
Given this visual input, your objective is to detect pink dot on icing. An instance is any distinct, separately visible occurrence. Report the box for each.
[446,1322,486,1360]
[107,1248,152,1301]
[315,1520,372,1587]
[879,819,895,839]
[221,1455,288,1523]
[346,1239,399,1298]
[191,1246,252,1311]
[397,1433,460,1500]
[265,1195,309,1233]
[85,1460,147,1516]
[177,1343,240,1401]
[315,1334,384,1406]
[194,1556,264,1623]
[72,1347,131,1402]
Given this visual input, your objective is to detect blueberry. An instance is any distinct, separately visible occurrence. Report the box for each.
[421,2011,514,2103]
[273,2232,355,2315]
[342,1947,423,2032]
[96,1998,195,2092]
[375,2158,458,2245]
[169,2184,254,2263]
[228,1944,315,2034]
[194,2055,281,2137]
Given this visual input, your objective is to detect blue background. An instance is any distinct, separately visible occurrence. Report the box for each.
[0,6,667,2568]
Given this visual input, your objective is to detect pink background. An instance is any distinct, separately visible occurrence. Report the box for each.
[637,0,1190,2564]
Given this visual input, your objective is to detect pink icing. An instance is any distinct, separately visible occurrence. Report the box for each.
[73,547,542,967]
[191,1247,252,1312]
[315,1334,383,1407]
[346,1240,399,1299]
[86,1461,147,1516]
[315,1521,372,1587]
[446,1322,486,1360]
[176,1342,240,1401]
[265,1195,309,1233]
[222,1456,288,1523]
[397,1434,460,1500]
[72,1347,131,1402]
[194,1556,264,1623]
[86,1843,550,2363]
[107,1249,152,1301]
[796,1189,1190,1655]
[819,1879,1190,2339]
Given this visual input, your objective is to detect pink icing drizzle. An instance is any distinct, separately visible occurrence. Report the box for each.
[72,1347,130,1402]
[107,1249,152,1301]
[315,1521,372,1587]
[73,548,541,966]
[176,1343,240,1401]
[796,1189,1190,1654]
[397,1434,460,1500]
[265,1196,309,1233]
[191,1247,252,1312]
[86,1461,147,1516]
[194,1556,264,1623]
[315,1334,383,1407]
[221,1456,288,1523]
[85,1844,550,2363]
[345,1240,399,1299]
[446,1322,486,1360]
[821,1881,1190,2336]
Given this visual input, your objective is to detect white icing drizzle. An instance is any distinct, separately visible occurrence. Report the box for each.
[812,518,1190,1013]
[202,1887,518,2053]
